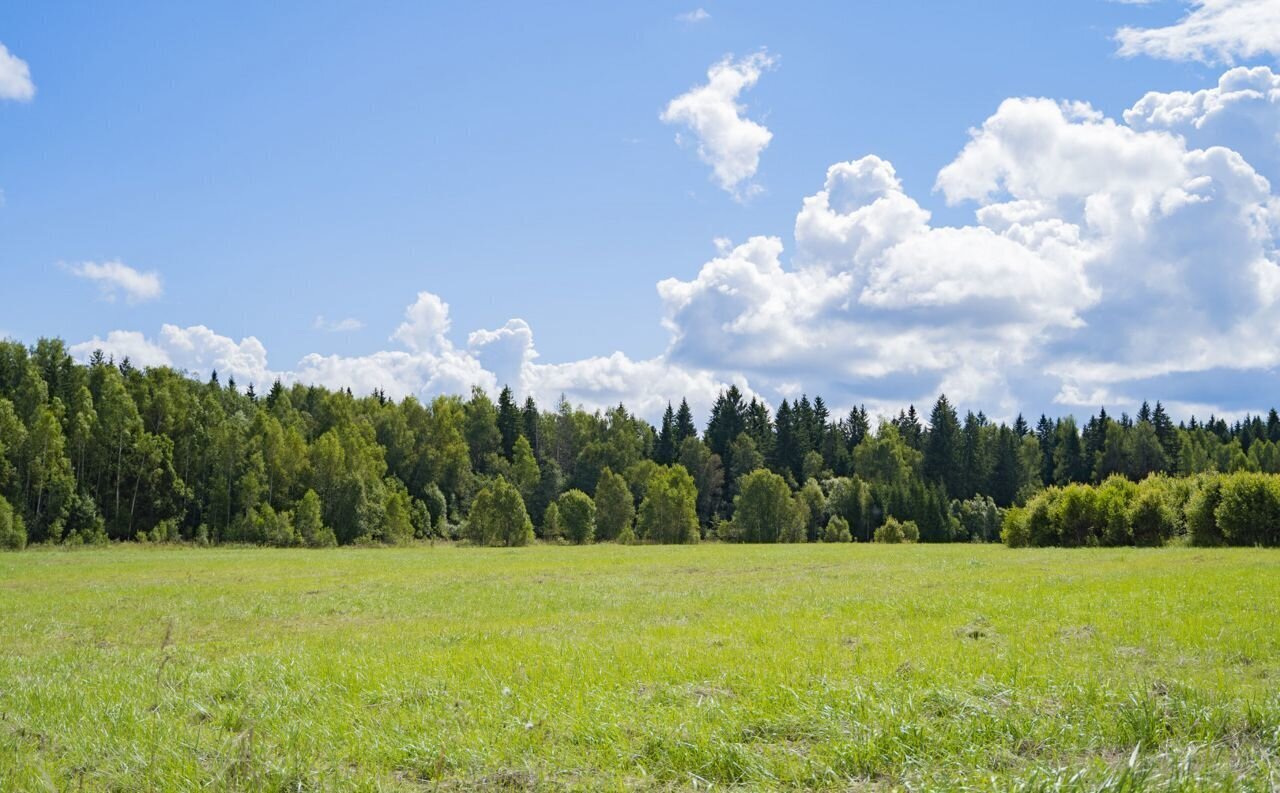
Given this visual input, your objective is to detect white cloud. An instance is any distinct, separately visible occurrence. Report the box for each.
[69,331,172,369]
[0,43,34,102]
[391,291,453,353]
[1116,0,1280,63]
[67,291,743,420]
[677,8,711,23]
[1124,65,1280,181]
[65,261,163,303]
[64,67,1280,421]
[313,315,364,332]
[660,52,775,199]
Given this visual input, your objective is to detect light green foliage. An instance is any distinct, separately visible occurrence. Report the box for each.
[874,516,919,543]
[557,489,596,545]
[381,483,416,546]
[592,468,634,542]
[1215,472,1280,546]
[852,423,920,485]
[823,514,852,543]
[541,501,562,541]
[508,435,540,504]
[797,478,826,542]
[951,495,1001,542]
[1185,476,1224,546]
[825,477,870,542]
[678,437,722,530]
[465,476,534,547]
[1009,470,1280,548]
[1128,488,1177,547]
[637,465,700,544]
[1000,506,1029,547]
[0,495,26,550]
[294,489,337,548]
[728,469,796,543]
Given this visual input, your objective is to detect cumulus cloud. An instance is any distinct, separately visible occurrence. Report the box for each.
[69,291,745,421]
[1116,0,1280,63]
[661,52,775,199]
[65,261,163,303]
[313,315,364,333]
[1125,65,1280,180]
[0,43,34,101]
[65,66,1280,422]
[676,8,711,23]
[69,331,172,369]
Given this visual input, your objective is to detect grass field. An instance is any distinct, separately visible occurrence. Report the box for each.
[1,544,1278,791]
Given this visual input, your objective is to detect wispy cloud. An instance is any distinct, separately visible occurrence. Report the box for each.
[1117,0,1280,63]
[65,260,163,303]
[0,43,34,101]
[314,315,364,333]
[677,8,711,24]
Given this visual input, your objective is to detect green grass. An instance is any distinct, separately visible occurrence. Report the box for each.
[1,544,1278,791]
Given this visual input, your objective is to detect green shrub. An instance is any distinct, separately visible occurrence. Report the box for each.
[557,489,596,545]
[637,466,700,544]
[466,476,534,547]
[732,469,797,543]
[1000,506,1029,548]
[952,495,1001,542]
[295,490,337,547]
[1128,488,1177,546]
[541,502,562,541]
[1051,484,1100,547]
[1185,475,1224,546]
[1026,490,1059,547]
[0,496,26,551]
[824,515,852,543]
[1096,476,1136,546]
[1215,472,1280,546]
[593,468,634,542]
[874,516,919,543]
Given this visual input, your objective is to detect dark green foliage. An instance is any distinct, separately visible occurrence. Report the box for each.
[7,336,1280,552]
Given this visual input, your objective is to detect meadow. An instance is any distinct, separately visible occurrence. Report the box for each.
[1,544,1277,791]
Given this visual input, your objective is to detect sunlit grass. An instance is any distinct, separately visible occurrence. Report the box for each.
[1,544,1277,790]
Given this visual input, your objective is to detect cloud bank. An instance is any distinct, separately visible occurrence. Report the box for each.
[72,65,1280,422]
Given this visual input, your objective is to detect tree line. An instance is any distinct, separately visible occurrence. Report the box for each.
[1,337,1279,550]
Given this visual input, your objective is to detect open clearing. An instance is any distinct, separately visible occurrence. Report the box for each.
[1,544,1278,791]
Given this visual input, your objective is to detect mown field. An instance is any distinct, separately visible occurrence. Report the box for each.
[1,545,1277,791]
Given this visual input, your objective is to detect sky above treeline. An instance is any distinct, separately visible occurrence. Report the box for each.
[3,1,1280,424]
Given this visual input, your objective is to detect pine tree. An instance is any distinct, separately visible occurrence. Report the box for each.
[923,394,963,498]
[655,402,676,465]
[496,386,522,459]
[674,399,697,445]
[521,396,540,457]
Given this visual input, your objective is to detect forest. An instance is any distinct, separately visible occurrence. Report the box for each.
[2,336,1279,551]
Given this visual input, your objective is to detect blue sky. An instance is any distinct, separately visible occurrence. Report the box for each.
[2,1,1280,422]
